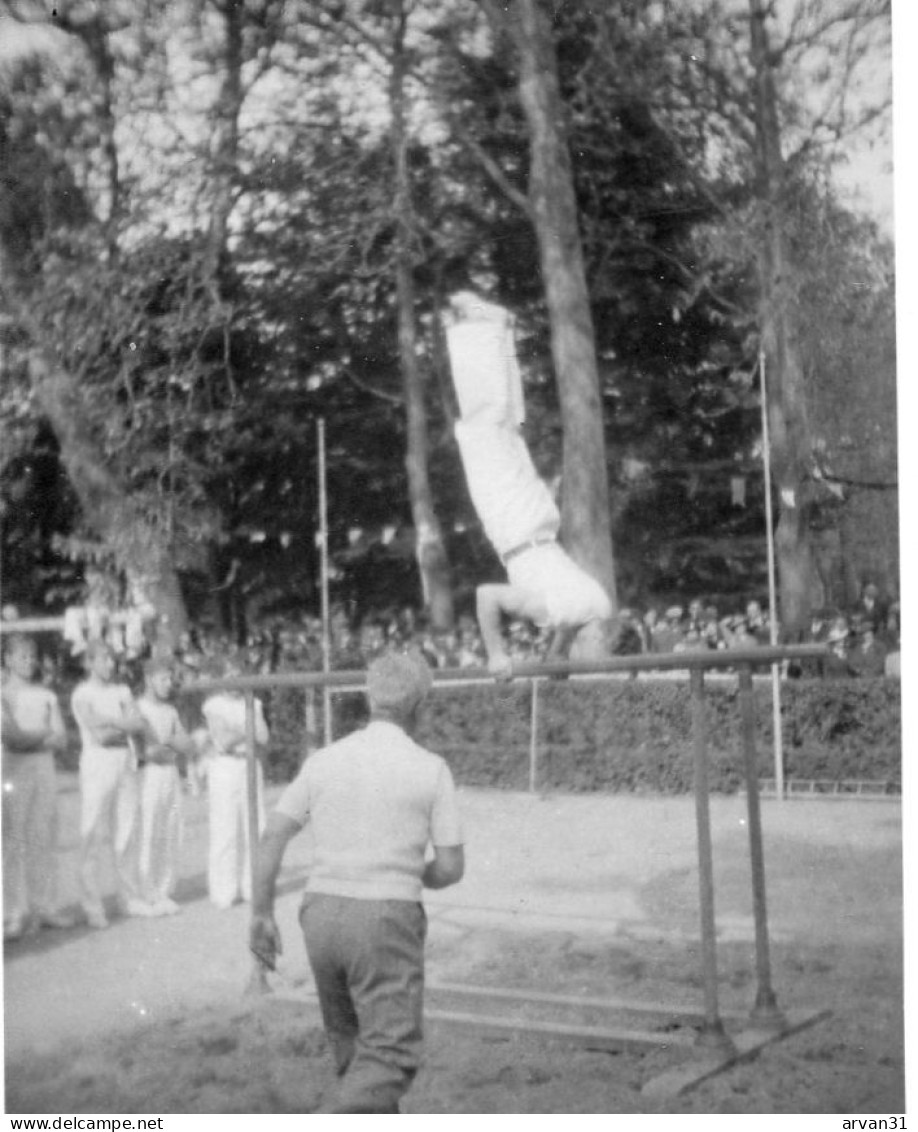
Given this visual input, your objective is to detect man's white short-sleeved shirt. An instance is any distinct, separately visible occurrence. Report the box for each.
[275,720,463,903]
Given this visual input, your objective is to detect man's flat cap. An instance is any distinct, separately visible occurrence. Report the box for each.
[367,650,433,713]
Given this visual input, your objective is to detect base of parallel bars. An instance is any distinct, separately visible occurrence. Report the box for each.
[693,1018,735,1053]
[641,1007,831,1100]
[267,983,828,1099]
[748,989,787,1030]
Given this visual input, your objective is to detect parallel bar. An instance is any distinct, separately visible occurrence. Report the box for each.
[423,1008,697,1051]
[689,668,732,1052]
[272,986,827,1070]
[183,644,828,695]
[271,985,698,1050]
[428,981,747,1022]
[737,665,783,1025]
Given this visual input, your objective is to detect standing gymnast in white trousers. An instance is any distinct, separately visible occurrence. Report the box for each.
[136,658,198,915]
[200,653,269,909]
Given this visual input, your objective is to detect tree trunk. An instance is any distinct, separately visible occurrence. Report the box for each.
[749,0,816,637]
[205,0,244,295]
[390,3,455,630]
[0,9,188,652]
[510,0,618,643]
[27,347,189,650]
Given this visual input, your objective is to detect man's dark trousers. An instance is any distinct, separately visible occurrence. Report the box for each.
[300,893,427,1114]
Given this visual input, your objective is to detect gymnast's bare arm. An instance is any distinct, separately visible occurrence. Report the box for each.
[476,583,551,680]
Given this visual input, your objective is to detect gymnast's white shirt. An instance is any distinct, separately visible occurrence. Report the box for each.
[274,720,463,903]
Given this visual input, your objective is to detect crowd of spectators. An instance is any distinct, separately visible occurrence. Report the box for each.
[614,581,900,679]
[172,580,899,682]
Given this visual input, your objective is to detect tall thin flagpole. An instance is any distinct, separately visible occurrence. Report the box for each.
[758,349,785,801]
[318,418,333,746]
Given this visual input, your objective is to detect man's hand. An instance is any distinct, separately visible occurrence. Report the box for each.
[487,653,513,682]
[46,728,68,754]
[249,913,282,972]
[144,743,175,766]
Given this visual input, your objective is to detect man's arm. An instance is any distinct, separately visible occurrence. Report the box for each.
[1,708,49,752]
[169,724,199,772]
[253,700,270,746]
[117,694,147,736]
[74,688,146,744]
[1,690,68,753]
[422,845,465,890]
[476,583,550,678]
[44,695,68,754]
[161,710,198,759]
[142,709,199,767]
[249,811,301,970]
[545,624,578,662]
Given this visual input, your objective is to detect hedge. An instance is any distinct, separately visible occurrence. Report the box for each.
[252,675,901,795]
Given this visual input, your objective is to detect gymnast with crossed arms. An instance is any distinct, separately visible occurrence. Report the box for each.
[445,293,612,679]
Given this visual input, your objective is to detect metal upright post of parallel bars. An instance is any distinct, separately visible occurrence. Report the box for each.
[737,663,784,1025]
[689,668,733,1053]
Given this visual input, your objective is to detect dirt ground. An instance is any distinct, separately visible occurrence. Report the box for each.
[3,779,905,1115]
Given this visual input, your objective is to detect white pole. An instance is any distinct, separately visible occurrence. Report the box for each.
[528,678,539,793]
[318,418,333,746]
[758,349,785,801]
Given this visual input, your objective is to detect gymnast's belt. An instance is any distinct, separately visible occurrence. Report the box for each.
[501,536,557,566]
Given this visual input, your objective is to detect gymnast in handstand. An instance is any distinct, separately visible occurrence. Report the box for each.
[445,293,612,679]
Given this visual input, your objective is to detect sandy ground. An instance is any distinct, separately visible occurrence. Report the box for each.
[2,776,904,1115]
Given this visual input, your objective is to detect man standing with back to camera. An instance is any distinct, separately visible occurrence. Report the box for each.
[250,650,464,1114]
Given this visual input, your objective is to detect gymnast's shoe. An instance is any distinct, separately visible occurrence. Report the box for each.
[84,907,110,930]
[36,909,78,931]
[151,898,181,916]
[119,897,158,918]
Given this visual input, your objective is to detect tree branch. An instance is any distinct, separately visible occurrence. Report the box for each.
[340,366,404,406]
